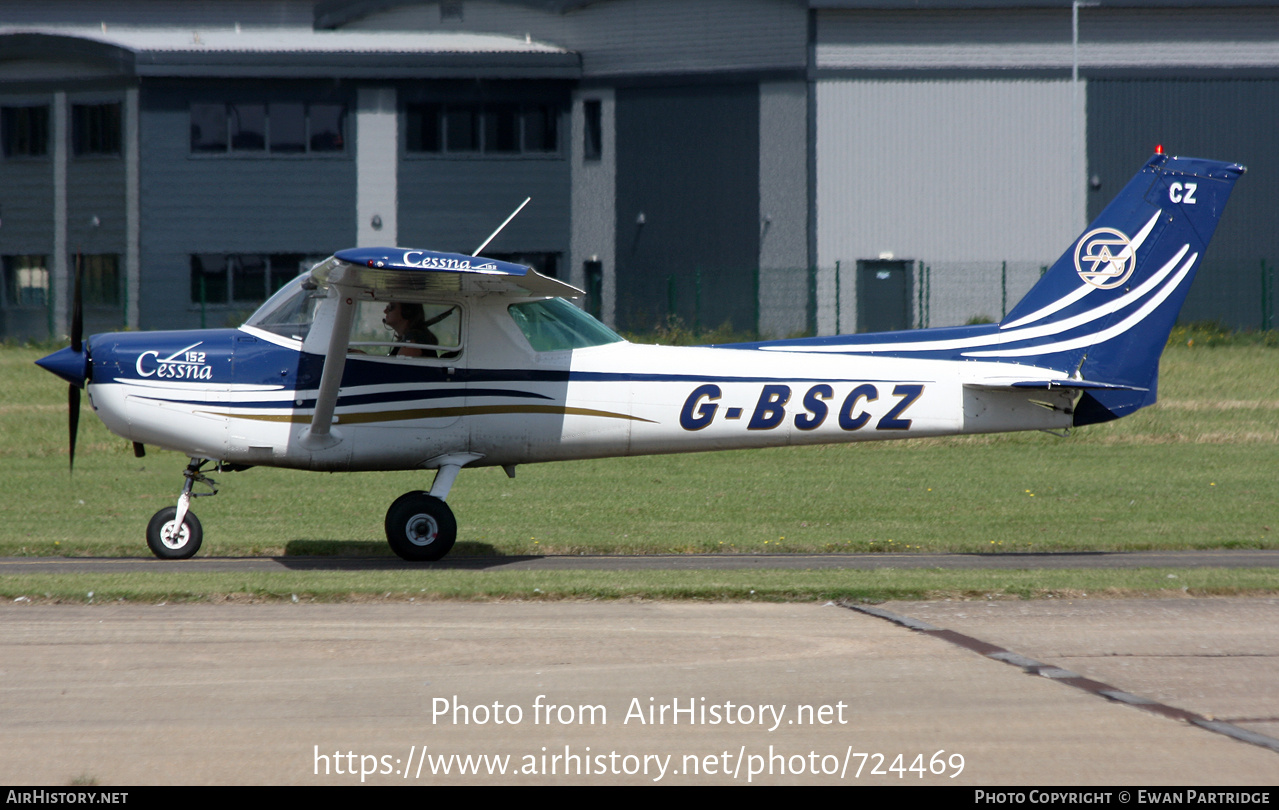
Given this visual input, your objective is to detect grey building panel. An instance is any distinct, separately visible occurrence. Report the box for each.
[815,78,1082,332]
[349,0,808,78]
[137,82,357,329]
[614,83,760,332]
[816,7,1279,71]
[1087,78,1279,329]
[0,159,55,253]
[758,80,809,338]
[398,158,571,255]
[67,157,126,252]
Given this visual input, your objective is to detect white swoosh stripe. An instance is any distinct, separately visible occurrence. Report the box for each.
[999,210,1162,330]
[961,251,1197,358]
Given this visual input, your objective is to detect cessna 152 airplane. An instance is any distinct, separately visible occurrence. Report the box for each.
[36,151,1244,561]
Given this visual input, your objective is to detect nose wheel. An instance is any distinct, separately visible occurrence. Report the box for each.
[146,507,203,560]
[385,491,456,561]
[146,457,218,560]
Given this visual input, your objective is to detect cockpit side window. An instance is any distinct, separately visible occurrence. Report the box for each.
[349,299,463,359]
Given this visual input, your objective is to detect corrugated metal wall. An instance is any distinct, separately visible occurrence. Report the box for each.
[815,78,1083,332]
[1087,79,1279,330]
[614,83,759,333]
[138,80,357,330]
[353,0,808,79]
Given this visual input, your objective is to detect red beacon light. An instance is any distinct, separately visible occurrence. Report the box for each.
[1154,144,1164,155]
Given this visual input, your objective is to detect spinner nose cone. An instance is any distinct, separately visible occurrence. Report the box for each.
[36,345,90,388]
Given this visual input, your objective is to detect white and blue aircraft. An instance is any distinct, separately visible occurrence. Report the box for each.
[36,151,1244,561]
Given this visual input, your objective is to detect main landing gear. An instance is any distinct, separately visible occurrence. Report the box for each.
[382,453,477,562]
[384,492,456,561]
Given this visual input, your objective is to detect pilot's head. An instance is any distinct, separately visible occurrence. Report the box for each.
[382,302,424,333]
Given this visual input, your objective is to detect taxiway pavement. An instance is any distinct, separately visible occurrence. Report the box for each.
[1,598,1275,785]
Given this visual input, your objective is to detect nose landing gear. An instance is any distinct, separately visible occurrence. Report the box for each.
[146,458,218,560]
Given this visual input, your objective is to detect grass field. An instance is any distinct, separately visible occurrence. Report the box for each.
[2,337,1277,601]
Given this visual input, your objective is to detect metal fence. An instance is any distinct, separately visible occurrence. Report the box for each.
[633,259,1279,339]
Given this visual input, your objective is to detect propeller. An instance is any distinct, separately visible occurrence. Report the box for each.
[33,253,92,473]
[67,252,83,472]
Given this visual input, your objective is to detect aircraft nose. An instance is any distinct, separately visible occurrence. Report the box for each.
[36,344,90,388]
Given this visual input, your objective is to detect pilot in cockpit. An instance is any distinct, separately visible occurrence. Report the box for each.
[383,302,437,358]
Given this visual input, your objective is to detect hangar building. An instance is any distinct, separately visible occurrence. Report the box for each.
[1,0,1276,340]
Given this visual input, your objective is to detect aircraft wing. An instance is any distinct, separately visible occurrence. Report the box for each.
[316,247,583,298]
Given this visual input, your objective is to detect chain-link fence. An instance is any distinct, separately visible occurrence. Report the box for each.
[630,259,1279,339]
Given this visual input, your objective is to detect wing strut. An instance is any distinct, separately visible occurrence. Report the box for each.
[304,284,358,444]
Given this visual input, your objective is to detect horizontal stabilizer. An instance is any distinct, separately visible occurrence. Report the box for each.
[964,380,1149,393]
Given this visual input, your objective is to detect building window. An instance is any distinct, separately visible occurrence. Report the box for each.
[406,103,560,155]
[3,255,49,307]
[583,100,602,161]
[79,254,121,306]
[191,254,317,305]
[583,260,603,319]
[2,106,49,157]
[72,102,122,156]
[190,103,347,155]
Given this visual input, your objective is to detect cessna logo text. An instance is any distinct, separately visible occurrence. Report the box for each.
[136,344,213,380]
[401,252,497,272]
[1074,227,1136,289]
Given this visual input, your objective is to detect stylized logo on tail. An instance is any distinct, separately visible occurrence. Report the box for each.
[1074,227,1136,289]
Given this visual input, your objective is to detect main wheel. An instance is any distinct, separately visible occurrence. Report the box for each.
[146,507,203,560]
[385,492,456,562]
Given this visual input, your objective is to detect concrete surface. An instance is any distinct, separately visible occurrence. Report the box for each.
[0,599,1275,785]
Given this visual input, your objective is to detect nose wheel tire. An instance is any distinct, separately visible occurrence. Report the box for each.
[146,507,203,560]
[385,492,456,562]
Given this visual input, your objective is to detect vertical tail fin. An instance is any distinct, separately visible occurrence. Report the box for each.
[980,153,1245,423]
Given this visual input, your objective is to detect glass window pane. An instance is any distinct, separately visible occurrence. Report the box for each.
[81,254,120,306]
[4,255,49,307]
[190,104,227,152]
[485,104,519,153]
[72,103,121,156]
[445,105,479,152]
[406,103,441,152]
[269,102,305,153]
[232,254,267,302]
[583,100,601,160]
[245,273,326,340]
[508,298,623,352]
[524,104,558,153]
[268,254,306,293]
[229,103,266,151]
[3,106,49,157]
[309,103,345,152]
[191,254,228,304]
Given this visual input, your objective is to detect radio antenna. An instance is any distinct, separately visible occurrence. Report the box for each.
[473,197,531,257]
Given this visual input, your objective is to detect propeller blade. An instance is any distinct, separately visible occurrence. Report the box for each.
[68,384,80,473]
[70,252,83,353]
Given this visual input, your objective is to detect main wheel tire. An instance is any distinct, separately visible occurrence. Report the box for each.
[146,507,203,560]
[385,492,456,562]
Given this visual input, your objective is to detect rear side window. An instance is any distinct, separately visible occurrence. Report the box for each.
[508,298,623,352]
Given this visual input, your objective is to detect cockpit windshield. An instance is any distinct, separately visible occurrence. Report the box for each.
[244,273,326,341]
